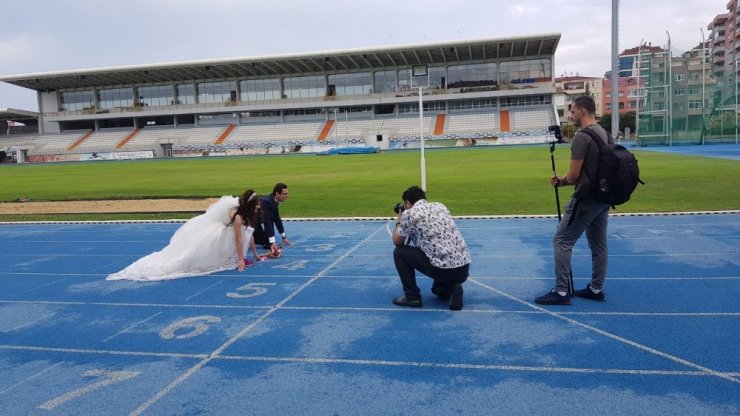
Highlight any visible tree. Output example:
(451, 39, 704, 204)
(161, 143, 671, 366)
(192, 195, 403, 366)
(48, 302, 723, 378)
(621, 112, 636, 134)
(707, 111, 737, 135)
(598, 113, 612, 133)
(598, 112, 637, 137)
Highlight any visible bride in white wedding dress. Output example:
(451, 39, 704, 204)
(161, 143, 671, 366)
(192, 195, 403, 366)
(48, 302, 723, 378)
(107, 189, 263, 281)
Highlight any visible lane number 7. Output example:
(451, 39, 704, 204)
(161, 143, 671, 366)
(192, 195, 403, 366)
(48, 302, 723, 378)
(38, 369, 140, 410)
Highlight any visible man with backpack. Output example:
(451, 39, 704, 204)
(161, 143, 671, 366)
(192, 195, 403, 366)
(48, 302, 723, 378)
(535, 96, 611, 305)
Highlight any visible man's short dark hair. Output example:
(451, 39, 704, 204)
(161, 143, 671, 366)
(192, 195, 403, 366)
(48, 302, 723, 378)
(402, 186, 426, 204)
(272, 183, 287, 196)
(572, 96, 596, 116)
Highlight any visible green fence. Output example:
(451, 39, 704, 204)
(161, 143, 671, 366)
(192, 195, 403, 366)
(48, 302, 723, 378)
(636, 47, 740, 146)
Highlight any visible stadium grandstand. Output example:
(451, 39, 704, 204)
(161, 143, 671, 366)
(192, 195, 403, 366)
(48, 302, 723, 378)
(0, 34, 560, 163)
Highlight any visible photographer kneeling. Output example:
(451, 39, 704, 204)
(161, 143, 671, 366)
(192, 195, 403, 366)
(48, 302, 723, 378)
(391, 186, 471, 311)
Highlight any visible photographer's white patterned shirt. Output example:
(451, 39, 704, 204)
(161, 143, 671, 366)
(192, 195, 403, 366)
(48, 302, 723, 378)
(397, 199, 471, 269)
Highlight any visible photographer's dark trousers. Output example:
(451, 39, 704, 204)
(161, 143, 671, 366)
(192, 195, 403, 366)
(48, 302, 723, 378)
(393, 245, 469, 299)
(553, 196, 610, 293)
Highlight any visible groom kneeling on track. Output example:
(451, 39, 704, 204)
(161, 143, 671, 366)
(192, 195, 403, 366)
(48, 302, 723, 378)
(391, 186, 471, 311)
(253, 182, 292, 257)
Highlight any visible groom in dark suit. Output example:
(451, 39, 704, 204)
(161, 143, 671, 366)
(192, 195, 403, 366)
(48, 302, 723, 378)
(253, 183, 292, 251)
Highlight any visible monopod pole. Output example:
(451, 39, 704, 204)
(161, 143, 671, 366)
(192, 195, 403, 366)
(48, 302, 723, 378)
(549, 142, 562, 222)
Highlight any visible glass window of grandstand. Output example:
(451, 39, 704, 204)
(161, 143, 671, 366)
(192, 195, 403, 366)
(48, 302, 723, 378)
(240, 78, 280, 101)
(240, 110, 281, 120)
(427, 66, 445, 88)
(398, 66, 446, 90)
(284, 75, 325, 99)
(500, 95, 551, 108)
(499, 59, 551, 85)
(176, 84, 195, 105)
(136, 85, 174, 107)
(374, 70, 396, 93)
(197, 80, 237, 104)
(98, 87, 134, 109)
(284, 108, 323, 118)
(448, 98, 497, 111)
(398, 69, 412, 91)
(328, 72, 371, 96)
(60, 90, 96, 111)
(447, 63, 497, 89)
(399, 101, 446, 114)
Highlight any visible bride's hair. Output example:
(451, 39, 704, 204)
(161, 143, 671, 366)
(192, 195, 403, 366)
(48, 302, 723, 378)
(231, 189, 260, 227)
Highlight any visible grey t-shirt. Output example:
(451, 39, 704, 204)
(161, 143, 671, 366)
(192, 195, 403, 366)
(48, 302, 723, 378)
(570, 124, 611, 193)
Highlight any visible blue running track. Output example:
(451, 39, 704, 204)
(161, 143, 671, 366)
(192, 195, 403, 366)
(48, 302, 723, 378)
(0, 214, 738, 415)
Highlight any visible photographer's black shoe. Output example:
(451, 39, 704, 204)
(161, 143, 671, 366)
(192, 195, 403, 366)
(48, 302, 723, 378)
(534, 290, 571, 305)
(431, 284, 452, 300)
(392, 295, 422, 308)
(573, 284, 606, 301)
(449, 283, 463, 311)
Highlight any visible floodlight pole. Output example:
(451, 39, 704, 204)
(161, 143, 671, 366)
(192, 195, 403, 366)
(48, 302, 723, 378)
(419, 85, 426, 191)
(700, 28, 706, 145)
(667, 31, 673, 146)
(412, 64, 429, 192)
(636, 39, 644, 143)
(611, 0, 619, 141)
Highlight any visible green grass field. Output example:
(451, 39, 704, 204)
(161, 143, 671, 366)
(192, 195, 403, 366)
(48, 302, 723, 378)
(1, 145, 738, 220)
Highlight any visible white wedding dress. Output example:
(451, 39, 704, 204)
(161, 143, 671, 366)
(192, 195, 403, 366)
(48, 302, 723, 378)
(107, 196, 254, 281)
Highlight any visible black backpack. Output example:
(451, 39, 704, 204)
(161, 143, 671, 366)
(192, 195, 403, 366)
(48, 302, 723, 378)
(581, 128, 644, 207)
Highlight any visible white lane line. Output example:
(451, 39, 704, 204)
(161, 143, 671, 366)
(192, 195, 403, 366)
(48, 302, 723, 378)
(103, 312, 163, 343)
(129, 223, 388, 416)
(0, 299, 269, 310)
(101, 280, 139, 295)
(0, 299, 736, 317)
(215, 354, 720, 378)
(0, 361, 64, 396)
(278, 306, 740, 317)
(470, 253, 740, 258)
(0, 344, 206, 359)
(473, 276, 740, 280)
(7, 312, 56, 332)
(1, 344, 733, 381)
(0, 272, 317, 278)
(184, 280, 224, 301)
(12, 278, 68, 295)
(469, 278, 740, 384)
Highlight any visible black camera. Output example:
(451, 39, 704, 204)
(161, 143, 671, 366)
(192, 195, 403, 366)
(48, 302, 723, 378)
(548, 124, 564, 143)
(394, 202, 405, 214)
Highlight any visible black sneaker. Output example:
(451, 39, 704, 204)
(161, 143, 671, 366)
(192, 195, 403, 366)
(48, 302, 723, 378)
(431, 284, 452, 300)
(449, 283, 463, 311)
(392, 295, 422, 308)
(573, 284, 606, 301)
(534, 290, 571, 305)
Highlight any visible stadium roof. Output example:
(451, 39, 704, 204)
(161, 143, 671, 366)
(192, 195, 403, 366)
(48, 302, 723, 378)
(0, 34, 560, 92)
(0, 108, 39, 126)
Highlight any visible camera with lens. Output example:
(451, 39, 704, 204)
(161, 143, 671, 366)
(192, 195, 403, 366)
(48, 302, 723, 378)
(548, 124, 564, 143)
(393, 202, 405, 214)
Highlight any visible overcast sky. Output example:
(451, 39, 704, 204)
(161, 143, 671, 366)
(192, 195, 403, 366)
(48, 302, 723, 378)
(0, 0, 727, 111)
